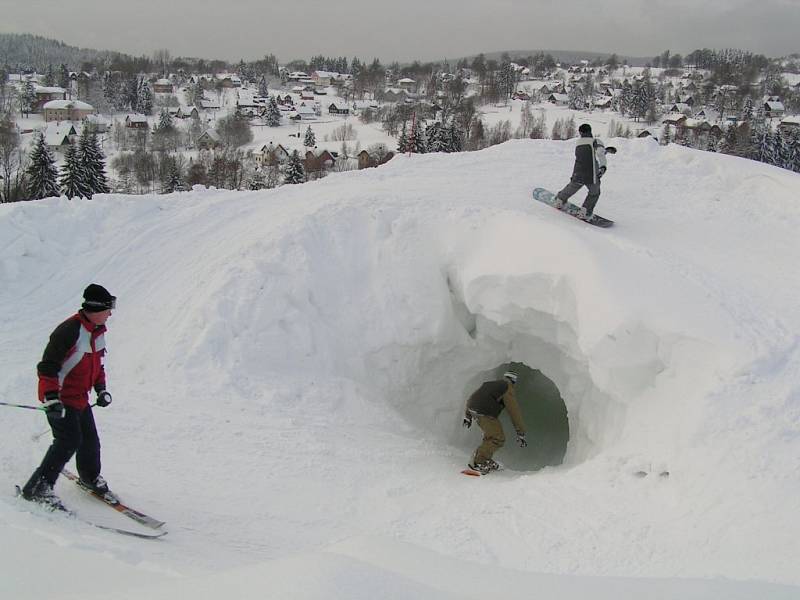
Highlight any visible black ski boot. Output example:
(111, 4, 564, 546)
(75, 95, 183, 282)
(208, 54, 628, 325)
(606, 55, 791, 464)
(20, 478, 67, 512)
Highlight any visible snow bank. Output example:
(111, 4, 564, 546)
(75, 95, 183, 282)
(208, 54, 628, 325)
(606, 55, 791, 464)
(1, 138, 799, 596)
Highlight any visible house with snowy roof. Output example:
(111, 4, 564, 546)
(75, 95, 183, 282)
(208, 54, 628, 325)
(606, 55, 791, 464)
(764, 101, 785, 118)
(778, 116, 800, 133)
(153, 79, 174, 93)
(694, 107, 720, 122)
(255, 143, 290, 165)
(397, 78, 416, 91)
(197, 129, 222, 150)
(303, 148, 336, 173)
(125, 114, 149, 129)
(44, 123, 78, 151)
(328, 102, 350, 115)
(547, 93, 569, 105)
(33, 86, 66, 112)
(668, 103, 692, 115)
(290, 104, 317, 120)
(43, 99, 94, 122)
(662, 113, 688, 127)
(311, 71, 338, 87)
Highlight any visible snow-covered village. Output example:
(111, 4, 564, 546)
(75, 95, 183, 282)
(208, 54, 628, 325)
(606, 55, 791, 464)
(1, 37, 799, 200)
(1, 7, 800, 600)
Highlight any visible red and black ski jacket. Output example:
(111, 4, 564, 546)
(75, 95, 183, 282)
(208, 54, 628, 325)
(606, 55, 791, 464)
(37, 311, 107, 409)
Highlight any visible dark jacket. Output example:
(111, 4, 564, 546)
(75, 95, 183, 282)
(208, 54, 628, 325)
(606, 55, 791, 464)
(571, 136, 608, 185)
(37, 311, 107, 409)
(466, 380, 526, 434)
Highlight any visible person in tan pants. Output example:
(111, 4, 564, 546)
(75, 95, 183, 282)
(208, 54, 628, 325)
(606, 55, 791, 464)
(463, 371, 527, 473)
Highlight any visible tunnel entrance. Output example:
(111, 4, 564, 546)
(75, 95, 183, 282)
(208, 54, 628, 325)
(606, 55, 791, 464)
(491, 361, 569, 471)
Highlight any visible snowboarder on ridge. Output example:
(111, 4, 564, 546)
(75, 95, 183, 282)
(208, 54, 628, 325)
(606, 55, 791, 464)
(554, 123, 609, 221)
(21, 284, 117, 510)
(463, 371, 527, 474)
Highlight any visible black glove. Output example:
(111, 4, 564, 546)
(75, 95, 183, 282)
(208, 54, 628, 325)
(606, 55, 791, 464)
(462, 414, 472, 429)
(96, 390, 113, 407)
(516, 432, 528, 448)
(42, 392, 65, 419)
(599, 166, 607, 178)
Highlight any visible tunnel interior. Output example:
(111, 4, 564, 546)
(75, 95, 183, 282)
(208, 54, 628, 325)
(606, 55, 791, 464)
(489, 361, 570, 471)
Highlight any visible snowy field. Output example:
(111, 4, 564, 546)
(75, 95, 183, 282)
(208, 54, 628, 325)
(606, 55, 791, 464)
(1, 136, 800, 599)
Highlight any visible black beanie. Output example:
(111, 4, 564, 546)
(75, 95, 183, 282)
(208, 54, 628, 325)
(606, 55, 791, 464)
(82, 283, 116, 312)
(579, 123, 592, 136)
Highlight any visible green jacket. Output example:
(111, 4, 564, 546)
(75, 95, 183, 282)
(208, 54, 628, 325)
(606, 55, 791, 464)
(465, 380, 526, 434)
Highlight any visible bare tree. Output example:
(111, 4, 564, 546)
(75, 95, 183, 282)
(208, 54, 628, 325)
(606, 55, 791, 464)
(153, 49, 172, 77)
(0, 116, 26, 202)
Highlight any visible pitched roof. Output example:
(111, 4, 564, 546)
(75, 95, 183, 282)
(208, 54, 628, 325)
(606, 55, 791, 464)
(43, 99, 93, 110)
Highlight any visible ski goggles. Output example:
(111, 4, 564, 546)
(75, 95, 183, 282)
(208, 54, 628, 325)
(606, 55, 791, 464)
(83, 296, 117, 311)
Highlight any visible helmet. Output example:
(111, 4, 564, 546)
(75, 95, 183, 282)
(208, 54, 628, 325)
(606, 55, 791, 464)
(503, 371, 518, 384)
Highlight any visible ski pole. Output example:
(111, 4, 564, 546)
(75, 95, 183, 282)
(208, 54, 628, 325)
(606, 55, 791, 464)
(0, 401, 45, 411)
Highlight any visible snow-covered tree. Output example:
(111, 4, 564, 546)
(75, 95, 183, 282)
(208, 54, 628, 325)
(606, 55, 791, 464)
(59, 143, 91, 199)
(25, 133, 60, 199)
(20, 80, 36, 117)
(258, 76, 269, 98)
(408, 118, 427, 154)
(303, 125, 316, 148)
(137, 80, 154, 115)
(249, 169, 266, 190)
(284, 150, 306, 184)
(425, 121, 449, 152)
(264, 96, 281, 127)
(568, 86, 586, 110)
(158, 108, 174, 131)
(78, 128, 111, 196)
(396, 121, 409, 153)
(161, 155, 184, 193)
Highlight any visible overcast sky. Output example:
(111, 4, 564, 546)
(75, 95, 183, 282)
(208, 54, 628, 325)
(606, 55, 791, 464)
(1, 0, 797, 63)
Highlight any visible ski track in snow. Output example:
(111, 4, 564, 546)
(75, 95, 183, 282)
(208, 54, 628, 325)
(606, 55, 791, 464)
(1, 138, 800, 599)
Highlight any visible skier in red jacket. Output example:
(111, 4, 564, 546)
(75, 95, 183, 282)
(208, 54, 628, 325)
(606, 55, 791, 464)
(21, 284, 116, 510)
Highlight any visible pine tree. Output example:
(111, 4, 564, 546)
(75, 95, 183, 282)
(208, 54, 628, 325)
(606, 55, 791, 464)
(59, 143, 91, 199)
(78, 128, 111, 196)
(568, 86, 585, 110)
(162, 155, 184, 193)
(661, 124, 671, 146)
(158, 108, 174, 131)
(138, 79, 154, 115)
(409, 118, 427, 154)
(21, 80, 36, 116)
(397, 121, 409, 153)
(258, 75, 269, 98)
(425, 121, 448, 152)
(303, 125, 316, 148)
(25, 133, 60, 199)
(284, 150, 306, 184)
(447, 122, 463, 152)
(249, 169, 266, 190)
(264, 96, 281, 126)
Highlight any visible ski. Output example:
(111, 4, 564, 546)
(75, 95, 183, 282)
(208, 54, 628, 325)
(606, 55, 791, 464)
(15, 486, 167, 540)
(61, 469, 166, 530)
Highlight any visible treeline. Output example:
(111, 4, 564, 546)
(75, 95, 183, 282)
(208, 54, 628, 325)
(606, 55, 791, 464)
(665, 110, 800, 174)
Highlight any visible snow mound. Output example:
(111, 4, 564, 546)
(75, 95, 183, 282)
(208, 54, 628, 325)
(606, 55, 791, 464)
(1, 138, 799, 596)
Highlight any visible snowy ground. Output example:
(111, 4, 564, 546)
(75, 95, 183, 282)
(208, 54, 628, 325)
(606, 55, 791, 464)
(1, 137, 799, 599)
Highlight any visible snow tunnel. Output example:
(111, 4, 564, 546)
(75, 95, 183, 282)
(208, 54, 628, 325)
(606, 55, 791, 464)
(470, 362, 569, 471)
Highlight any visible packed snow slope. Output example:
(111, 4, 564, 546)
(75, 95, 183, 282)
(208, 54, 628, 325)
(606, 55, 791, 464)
(1, 138, 800, 599)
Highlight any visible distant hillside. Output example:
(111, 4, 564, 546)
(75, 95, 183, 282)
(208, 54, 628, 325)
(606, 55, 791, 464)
(0, 32, 125, 70)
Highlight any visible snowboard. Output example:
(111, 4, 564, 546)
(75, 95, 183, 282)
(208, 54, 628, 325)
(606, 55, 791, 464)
(532, 187, 614, 228)
(460, 464, 504, 477)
